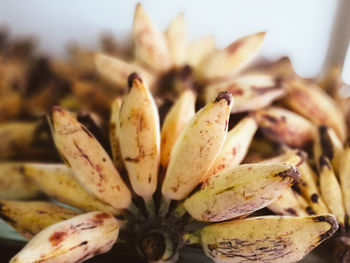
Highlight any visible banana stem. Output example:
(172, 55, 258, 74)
(144, 198, 155, 217)
(158, 198, 171, 217)
(172, 202, 187, 219)
(182, 230, 201, 246)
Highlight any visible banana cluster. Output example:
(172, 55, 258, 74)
(0, 3, 347, 263)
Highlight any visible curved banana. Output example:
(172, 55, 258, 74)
(254, 107, 316, 148)
(0, 200, 79, 240)
(187, 36, 215, 68)
(133, 3, 171, 72)
(160, 89, 196, 168)
(24, 163, 122, 215)
(203, 117, 257, 179)
(10, 211, 119, 263)
(261, 148, 306, 167)
(0, 162, 41, 200)
(205, 73, 286, 113)
(50, 106, 131, 209)
(119, 73, 160, 201)
(201, 214, 338, 263)
(184, 163, 299, 222)
(339, 144, 350, 217)
(166, 13, 187, 68)
(162, 91, 233, 201)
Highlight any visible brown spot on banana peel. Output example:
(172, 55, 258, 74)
(214, 91, 232, 104)
(128, 72, 143, 89)
(313, 215, 339, 242)
(285, 208, 297, 216)
(49, 231, 68, 246)
(311, 193, 319, 203)
(319, 125, 334, 160)
(274, 166, 300, 183)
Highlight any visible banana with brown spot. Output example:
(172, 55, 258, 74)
(187, 36, 215, 68)
(10, 211, 119, 263)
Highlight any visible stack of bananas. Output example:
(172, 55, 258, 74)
(0, 3, 349, 263)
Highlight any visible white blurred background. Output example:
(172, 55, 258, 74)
(0, 0, 349, 82)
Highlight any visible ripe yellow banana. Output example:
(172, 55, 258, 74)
(205, 73, 286, 113)
(198, 32, 265, 81)
(200, 214, 338, 263)
(160, 89, 196, 168)
(284, 79, 347, 142)
(162, 91, 233, 201)
(165, 13, 187, 68)
(339, 144, 350, 217)
(133, 3, 171, 72)
(260, 148, 306, 167)
(184, 163, 299, 222)
(187, 36, 215, 68)
(254, 106, 316, 147)
(0, 162, 41, 200)
(23, 163, 122, 216)
(119, 73, 160, 201)
(0, 200, 79, 240)
(204, 117, 257, 179)
(318, 156, 346, 227)
(50, 106, 131, 209)
(10, 211, 119, 263)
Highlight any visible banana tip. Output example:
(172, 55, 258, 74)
(128, 72, 143, 89)
(313, 215, 339, 242)
(275, 166, 300, 183)
(214, 91, 232, 104)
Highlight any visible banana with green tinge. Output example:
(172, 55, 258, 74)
(50, 106, 131, 209)
(0, 162, 41, 200)
(186, 36, 215, 68)
(0, 200, 79, 240)
(119, 73, 160, 201)
(198, 32, 265, 81)
(200, 214, 338, 263)
(205, 73, 286, 113)
(162, 91, 233, 201)
(160, 89, 196, 168)
(10, 211, 119, 263)
(339, 144, 350, 217)
(184, 163, 299, 222)
(24, 163, 122, 215)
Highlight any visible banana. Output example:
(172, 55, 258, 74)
(10, 211, 119, 263)
(109, 98, 125, 173)
(318, 156, 346, 227)
(268, 188, 309, 216)
(203, 117, 257, 179)
(198, 32, 265, 81)
(160, 89, 196, 168)
(253, 107, 316, 148)
(184, 163, 299, 222)
(261, 148, 306, 167)
(50, 106, 131, 209)
(0, 162, 41, 200)
(119, 73, 160, 201)
(133, 3, 171, 72)
(200, 214, 338, 263)
(23, 163, 122, 215)
(313, 125, 343, 173)
(166, 13, 187, 68)
(339, 144, 350, 216)
(284, 79, 347, 142)
(94, 53, 155, 89)
(0, 200, 79, 240)
(162, 91, 233, 201)
(205, 73, 286, 113)
(187, 36, 215, 68)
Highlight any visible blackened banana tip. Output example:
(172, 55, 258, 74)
(215, 91, 232, 104)
(319, 155, 331, 169)
(128, 72, 143, 89)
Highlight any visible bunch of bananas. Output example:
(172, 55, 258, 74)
(0, 3, 349, 263)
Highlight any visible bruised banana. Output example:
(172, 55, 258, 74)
(160, 89, 196, 168)
(203, 116, 257, 179)
(23, 163, 122, 215)
(254, 106, 316, 148)
(186, 35, 215, 68)
(0, 162, 41, 200)
(119, 73, 160, 201)
(10, 211, 119, 263)
(162, 91, 233, 201)
(133, 3, 171, 72)
(0, 200, 79, 240)
(198, 32, 265, 81)
(205, 73, 286, 113)
(184, 163, 299, 222)
(339, 144, 350, 217)
(50, 106, 131, 209)
(200, 215, 338, 263)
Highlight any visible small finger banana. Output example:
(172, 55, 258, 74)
(10, 211, 119, 263)
(0, 200, 79, 240)
(187, 36, 215, 68)
(338, 144, 350, 217)
(160, 89, 196, 168)
(200, 214, 338, 263)
(24, 163, 122, 215)
(119, 73, 160, 201)
(198, 32, 265, 81)
(184, 163, 299, 222)
(50, 106, 131, 209)
(162, 91, 233, 201)
(260, 148, 306, 167)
